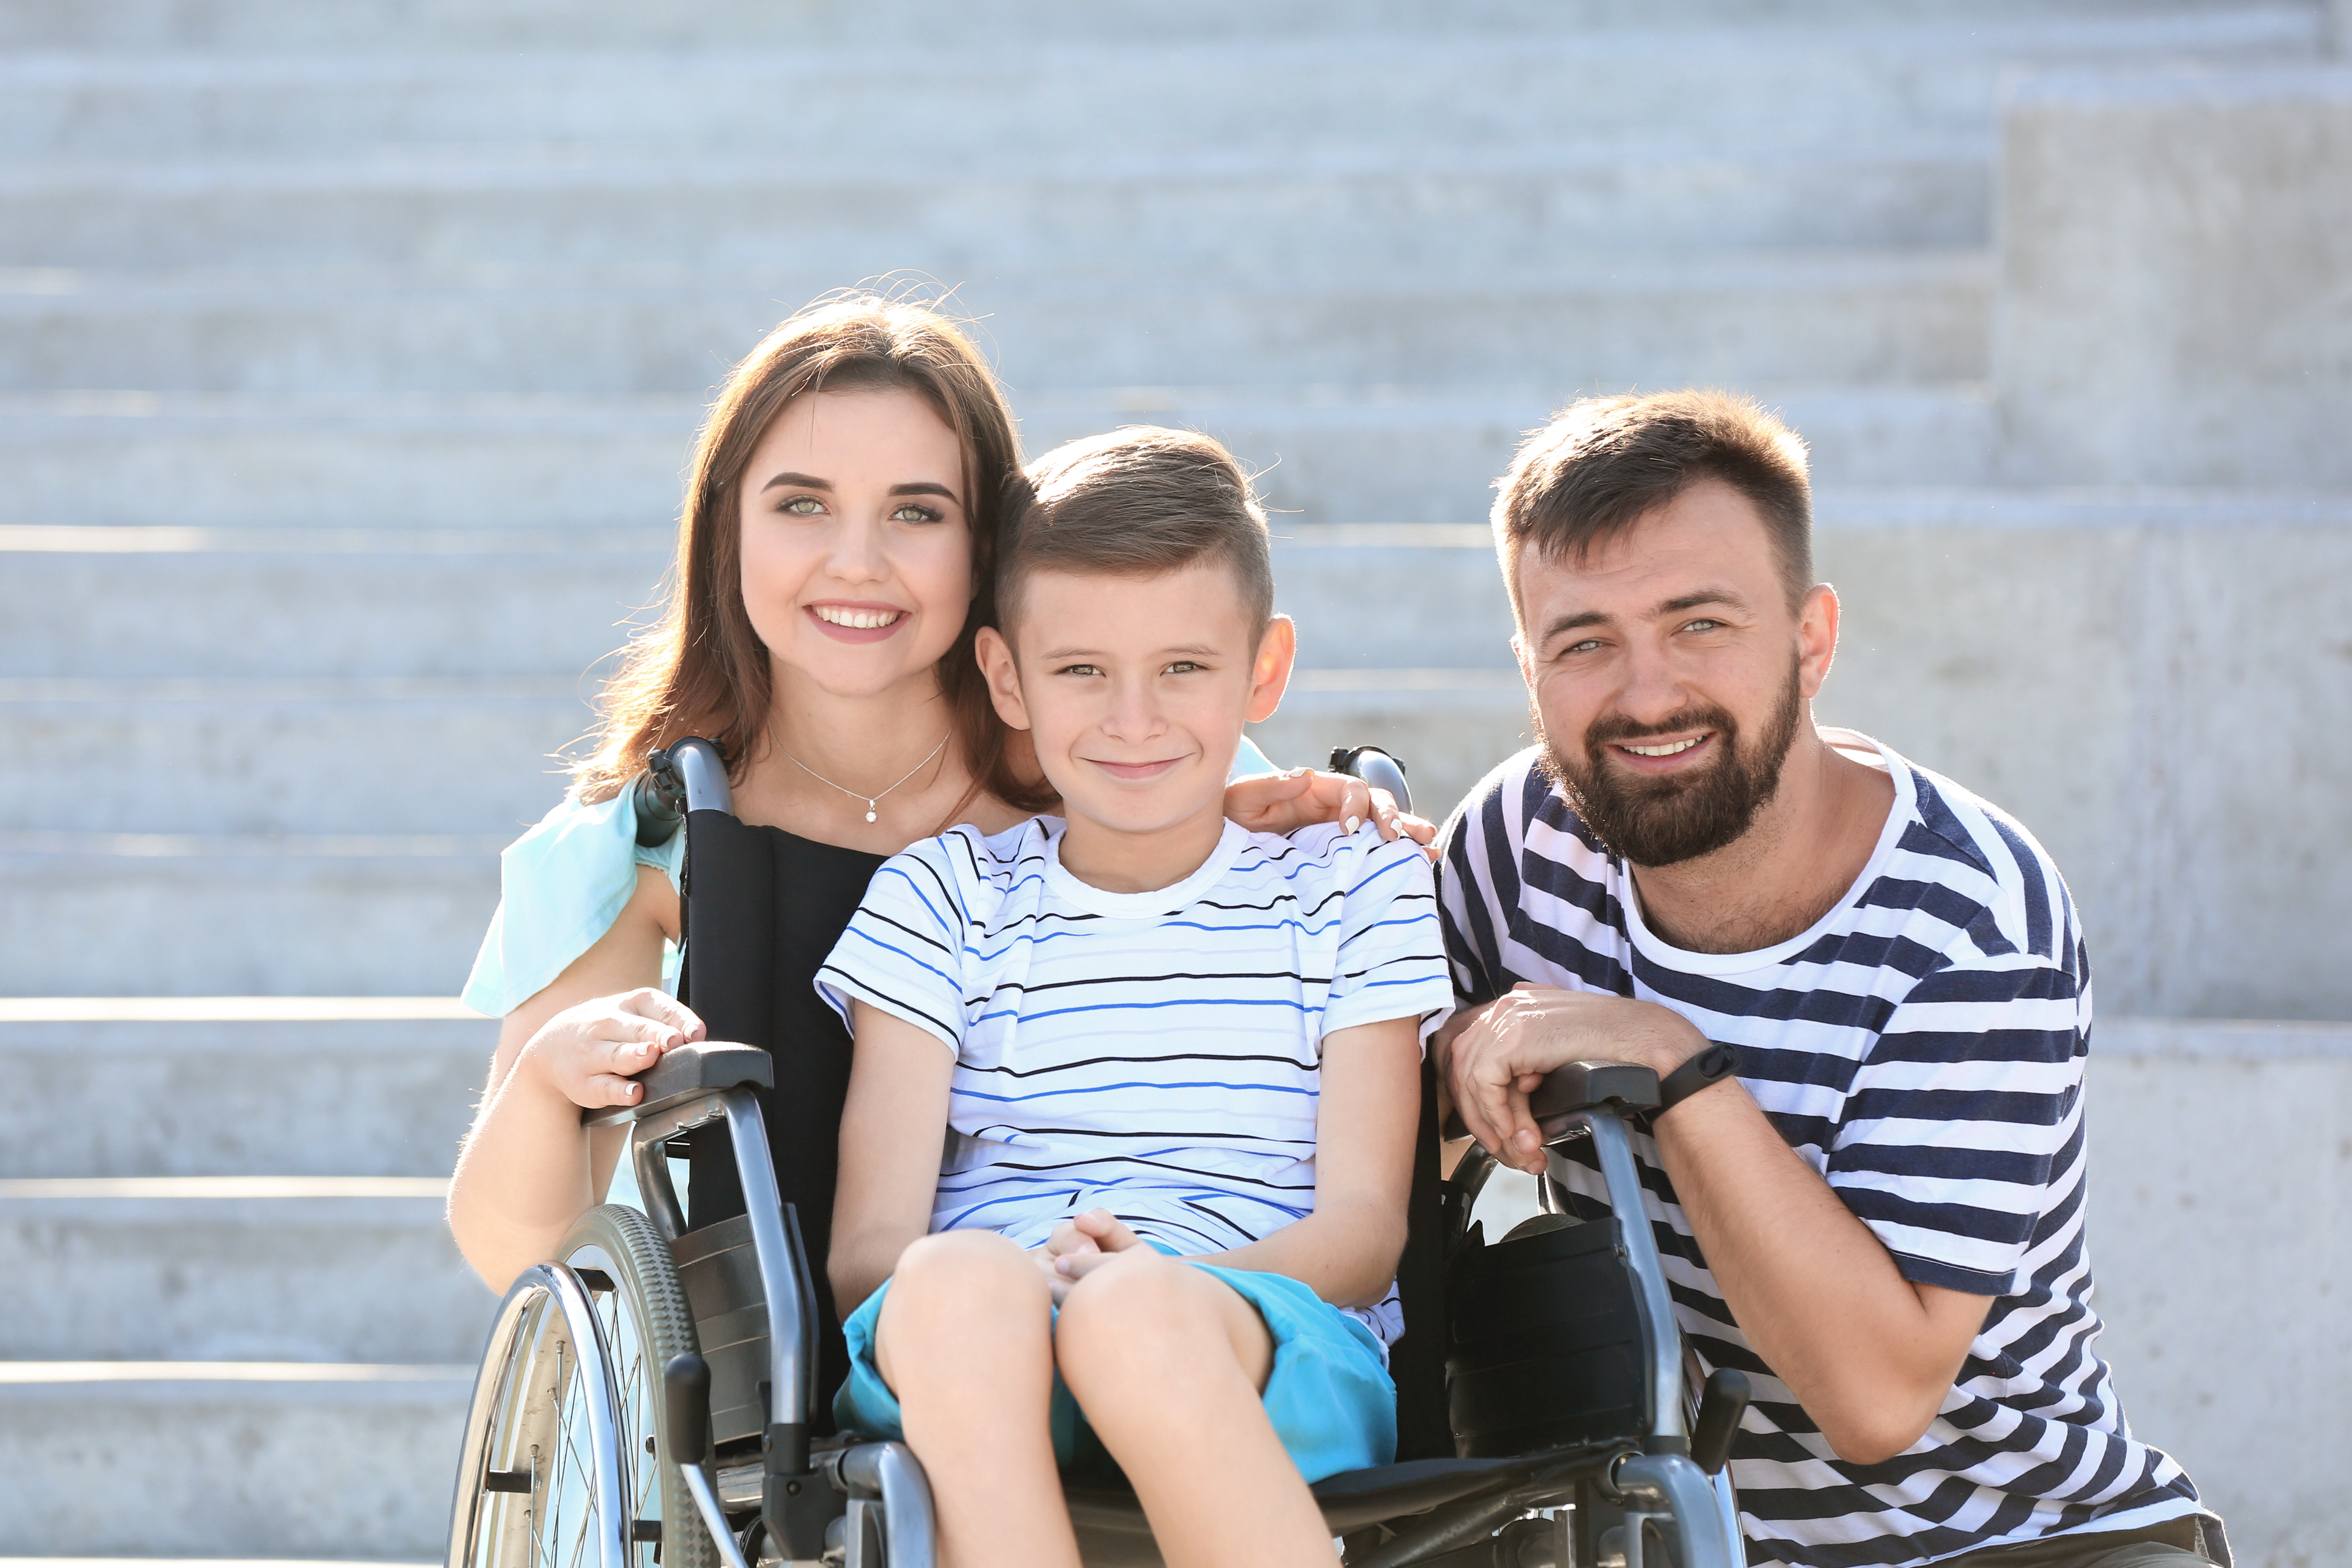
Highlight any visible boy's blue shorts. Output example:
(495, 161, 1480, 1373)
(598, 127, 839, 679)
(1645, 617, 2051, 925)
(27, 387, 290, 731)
(832, 1259, 1396, 1485)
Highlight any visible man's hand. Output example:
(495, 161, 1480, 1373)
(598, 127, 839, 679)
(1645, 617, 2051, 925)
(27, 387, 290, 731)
(1442, 985, 1711, 1171)
(519, 987, 704, 1111)
(1035, 1209, 1148, 1303)
(1223, 767, 1437, 857)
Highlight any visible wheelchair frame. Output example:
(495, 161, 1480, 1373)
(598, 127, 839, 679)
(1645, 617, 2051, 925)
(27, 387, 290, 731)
(447, 738, 1748, 1568)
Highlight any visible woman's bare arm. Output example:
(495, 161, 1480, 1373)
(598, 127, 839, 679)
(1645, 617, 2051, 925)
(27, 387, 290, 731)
(446, 865, 699, 1290)
(829, 1001, 959, 1313)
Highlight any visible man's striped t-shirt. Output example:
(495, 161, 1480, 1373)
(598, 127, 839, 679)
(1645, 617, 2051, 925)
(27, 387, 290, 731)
(816, 815, 1453, 1344)
(1436, 733, 2212, 1568)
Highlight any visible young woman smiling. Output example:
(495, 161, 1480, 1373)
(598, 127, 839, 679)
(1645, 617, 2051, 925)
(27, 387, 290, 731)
(445, 295, 1416, 1320)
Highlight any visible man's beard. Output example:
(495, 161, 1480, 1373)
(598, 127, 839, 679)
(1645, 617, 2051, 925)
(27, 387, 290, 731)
(1536, 660, 1804, 868)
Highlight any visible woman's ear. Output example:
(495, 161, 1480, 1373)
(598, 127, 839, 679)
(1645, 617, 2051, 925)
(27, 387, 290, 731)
(1244, 614, 1298, 725)
(974, 625, 1032, 731)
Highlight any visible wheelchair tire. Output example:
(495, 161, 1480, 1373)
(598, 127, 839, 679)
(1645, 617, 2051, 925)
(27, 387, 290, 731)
(448, 1204, 721, 1568)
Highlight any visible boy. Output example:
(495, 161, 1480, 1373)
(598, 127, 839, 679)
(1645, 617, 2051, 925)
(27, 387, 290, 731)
(817, 427, 1451, 1568)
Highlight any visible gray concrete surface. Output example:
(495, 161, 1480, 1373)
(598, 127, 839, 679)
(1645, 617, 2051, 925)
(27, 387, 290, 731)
(1997, 66, 2352, 485)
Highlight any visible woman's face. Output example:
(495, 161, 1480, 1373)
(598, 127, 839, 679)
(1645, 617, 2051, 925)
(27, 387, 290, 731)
(737, 387, 976, 700)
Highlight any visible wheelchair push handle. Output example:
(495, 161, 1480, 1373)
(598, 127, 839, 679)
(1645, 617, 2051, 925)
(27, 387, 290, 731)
(1330, 744, 1412, 817)
(634, 736, 733, 847)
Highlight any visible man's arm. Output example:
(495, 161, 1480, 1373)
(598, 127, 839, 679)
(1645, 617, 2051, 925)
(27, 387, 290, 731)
(1440, 987, 1989, 1464)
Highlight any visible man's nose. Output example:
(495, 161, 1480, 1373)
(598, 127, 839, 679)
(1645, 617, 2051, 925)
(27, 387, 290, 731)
(1613, 642, 1691, 724)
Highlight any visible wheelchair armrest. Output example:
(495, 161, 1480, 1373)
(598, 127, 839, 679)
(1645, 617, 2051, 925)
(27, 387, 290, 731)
(1530, 1059, 1660, 1136)
(582, 1041, 774, 1127)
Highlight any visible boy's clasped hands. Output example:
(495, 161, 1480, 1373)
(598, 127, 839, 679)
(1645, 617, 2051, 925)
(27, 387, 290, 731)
(1034, 1207, 1152, 1303)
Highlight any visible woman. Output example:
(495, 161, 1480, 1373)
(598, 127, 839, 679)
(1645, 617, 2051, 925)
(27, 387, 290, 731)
(445, 294, 1420, 1342)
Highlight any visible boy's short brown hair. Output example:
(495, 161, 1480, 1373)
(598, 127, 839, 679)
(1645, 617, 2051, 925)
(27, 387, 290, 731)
(1493, 390, 1815, 612)
(997, 425, 1275, 640)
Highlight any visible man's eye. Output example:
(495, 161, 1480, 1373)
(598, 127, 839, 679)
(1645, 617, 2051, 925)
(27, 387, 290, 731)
(1682, 618, 1724, 634)
(892, 503, 943, 524)
(1560, 638, 1603, 657)
(779, 495, 824, 516)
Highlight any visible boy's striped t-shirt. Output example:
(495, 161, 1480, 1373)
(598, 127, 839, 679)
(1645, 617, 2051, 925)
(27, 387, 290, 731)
(1436, 734, 2212, 1568)
(816, 816, 1453, 1344)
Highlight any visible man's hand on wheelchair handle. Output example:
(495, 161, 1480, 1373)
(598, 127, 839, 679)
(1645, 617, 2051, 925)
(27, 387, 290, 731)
(1440, 985, 1714, 1172)
(1222, 767, 1438, 858)
(522, 987, 706, 1110)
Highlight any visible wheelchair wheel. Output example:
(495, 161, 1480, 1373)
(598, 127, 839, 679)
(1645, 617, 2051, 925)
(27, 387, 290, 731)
(449, 1204, 720, 1568)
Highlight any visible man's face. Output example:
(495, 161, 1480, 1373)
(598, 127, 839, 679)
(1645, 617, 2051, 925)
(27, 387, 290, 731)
(1511, 480, 1832, 868)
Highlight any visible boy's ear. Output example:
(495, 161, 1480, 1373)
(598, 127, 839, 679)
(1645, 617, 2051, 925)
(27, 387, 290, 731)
(1244, 614, 1297, 725)
(974, 625, 1032, 732)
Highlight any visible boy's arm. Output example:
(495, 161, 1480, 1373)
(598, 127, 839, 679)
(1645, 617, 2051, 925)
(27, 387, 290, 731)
(1190, 1015, 1423, 1307)
(828, 1001, 957, 1314)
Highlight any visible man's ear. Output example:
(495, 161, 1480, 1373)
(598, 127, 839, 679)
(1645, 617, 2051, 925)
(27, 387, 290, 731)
(1244, 614, 1298, 725)
(974, 625, 1032, 731)
(1796, 582, 1839, 700)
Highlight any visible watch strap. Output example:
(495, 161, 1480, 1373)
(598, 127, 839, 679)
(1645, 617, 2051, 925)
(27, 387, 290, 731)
(1656, 1040, 1739, 1115)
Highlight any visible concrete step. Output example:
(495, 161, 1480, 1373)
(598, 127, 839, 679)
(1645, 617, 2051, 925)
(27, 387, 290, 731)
(0, 678, 599, 835)
(0, 836, 499, 995)
(0, 254, 1992, 397)
(0, 1178, 497, 1362)
(0, 146, 1995, 273)
(0, 0, 2316, 54)
(0, 383, 2001, 532)
(0, 1001, 491, 1177)
(0, 1363, 470, 1556)
(0, 527, 670, 678)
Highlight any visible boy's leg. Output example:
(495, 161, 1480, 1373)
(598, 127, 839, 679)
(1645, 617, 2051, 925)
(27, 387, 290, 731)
(874, 1230, 1080, 1568)
(1054, 1254, 1337, 1568)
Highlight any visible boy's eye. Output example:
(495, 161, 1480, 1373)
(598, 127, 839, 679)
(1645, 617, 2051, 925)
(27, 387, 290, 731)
(1057, 663, 1102, 678)
(1163, 660, 1205, 675)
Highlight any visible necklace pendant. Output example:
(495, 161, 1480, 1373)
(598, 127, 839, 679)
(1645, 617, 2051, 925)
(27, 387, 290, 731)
(864, 807, 878, 823)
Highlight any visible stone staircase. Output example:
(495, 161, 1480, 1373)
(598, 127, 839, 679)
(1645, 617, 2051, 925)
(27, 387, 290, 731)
(2, 1, 2342, 1561)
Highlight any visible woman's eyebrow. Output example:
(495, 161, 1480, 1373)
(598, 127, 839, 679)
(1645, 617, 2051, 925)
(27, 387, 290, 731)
(759, 471, 830, 493)
(888, 481, 961, 503)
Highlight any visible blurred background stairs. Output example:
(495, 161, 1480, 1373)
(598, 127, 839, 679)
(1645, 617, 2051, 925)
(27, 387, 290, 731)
(2, 2, 2345, 1562)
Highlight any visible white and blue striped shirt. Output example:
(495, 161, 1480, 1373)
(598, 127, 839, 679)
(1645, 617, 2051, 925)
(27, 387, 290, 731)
(1437, 734, 2212, 1568)
(817, 815, 1454, 1343)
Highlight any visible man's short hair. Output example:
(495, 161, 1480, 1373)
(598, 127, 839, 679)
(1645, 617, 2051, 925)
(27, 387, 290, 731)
(1492, 391, 1814, 612)
(998, 425, 1275, 640)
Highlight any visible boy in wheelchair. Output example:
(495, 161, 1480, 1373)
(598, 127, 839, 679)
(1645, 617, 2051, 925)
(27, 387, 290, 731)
(814, 425, 1453, 1568)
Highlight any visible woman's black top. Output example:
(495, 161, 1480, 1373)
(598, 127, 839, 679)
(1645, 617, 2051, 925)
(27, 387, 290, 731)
(675, 811, 886, 1431)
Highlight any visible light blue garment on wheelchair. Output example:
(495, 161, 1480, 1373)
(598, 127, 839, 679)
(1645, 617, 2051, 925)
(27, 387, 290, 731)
(834, 1258, 1396, 1485)
(458, 736, 1282, 1018)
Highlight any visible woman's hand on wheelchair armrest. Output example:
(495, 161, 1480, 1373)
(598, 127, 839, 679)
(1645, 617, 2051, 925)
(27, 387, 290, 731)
(522, 987, 707, 1111)
(1223, 767, 1438, 858)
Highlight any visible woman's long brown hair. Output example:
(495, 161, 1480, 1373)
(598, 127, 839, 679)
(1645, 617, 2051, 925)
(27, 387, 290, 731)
(573, 294, 1055, 817)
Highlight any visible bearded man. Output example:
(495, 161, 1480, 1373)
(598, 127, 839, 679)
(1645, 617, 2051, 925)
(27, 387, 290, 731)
(1431, 392, 2226, 1568)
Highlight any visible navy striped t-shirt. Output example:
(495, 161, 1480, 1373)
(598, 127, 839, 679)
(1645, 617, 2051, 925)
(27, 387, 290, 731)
(1436, 734, 2212, 1568)
(816, 815, 1454, 1344)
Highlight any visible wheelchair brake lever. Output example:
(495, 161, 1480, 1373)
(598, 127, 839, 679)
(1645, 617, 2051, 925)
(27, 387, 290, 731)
(667, 1353, 753, 1568)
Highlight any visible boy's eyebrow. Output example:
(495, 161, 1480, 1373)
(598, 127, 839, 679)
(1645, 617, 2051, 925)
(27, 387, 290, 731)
(1036, 642, 1226, 660)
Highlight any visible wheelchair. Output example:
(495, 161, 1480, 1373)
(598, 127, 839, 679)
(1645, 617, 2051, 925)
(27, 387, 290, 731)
(447, 739, 1752, 1568)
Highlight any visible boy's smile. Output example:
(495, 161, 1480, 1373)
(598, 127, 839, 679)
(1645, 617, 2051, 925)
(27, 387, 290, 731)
(977, 561, 1295, 893)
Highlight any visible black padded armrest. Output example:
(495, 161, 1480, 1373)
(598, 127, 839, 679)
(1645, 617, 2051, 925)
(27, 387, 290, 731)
(1530, 1059, 1660, 1135)
(580, 1041, 773, 1125)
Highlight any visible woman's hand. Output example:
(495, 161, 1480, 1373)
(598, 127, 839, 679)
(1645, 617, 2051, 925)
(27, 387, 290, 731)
(520, 987, 705, 1111)
(1223, 767, 1437, 856)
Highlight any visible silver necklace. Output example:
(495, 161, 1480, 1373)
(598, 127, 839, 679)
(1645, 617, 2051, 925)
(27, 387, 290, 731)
(783, 733, 950, 823)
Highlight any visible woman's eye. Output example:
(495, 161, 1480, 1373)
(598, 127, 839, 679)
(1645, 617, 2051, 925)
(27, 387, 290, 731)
(891, 503, 943, 524)
(779, 496, 824, 517)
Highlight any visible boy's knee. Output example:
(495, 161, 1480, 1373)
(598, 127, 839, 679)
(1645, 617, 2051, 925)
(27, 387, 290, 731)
(889, 1229, 1046, 1320)
(1056, 1253, 1213, 1364)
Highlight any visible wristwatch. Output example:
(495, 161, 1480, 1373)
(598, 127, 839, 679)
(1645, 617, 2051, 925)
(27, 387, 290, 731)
(1655, 1040, 1739, 1116)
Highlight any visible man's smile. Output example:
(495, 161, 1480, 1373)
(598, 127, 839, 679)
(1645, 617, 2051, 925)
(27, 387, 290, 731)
(1607, 731, 1716, 770)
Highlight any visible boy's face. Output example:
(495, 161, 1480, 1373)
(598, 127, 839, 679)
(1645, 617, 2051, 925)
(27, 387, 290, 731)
(977, 561, 1295, 840)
